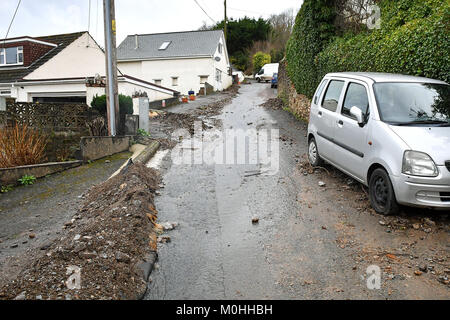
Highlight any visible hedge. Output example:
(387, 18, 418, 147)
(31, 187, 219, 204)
(286, 0, 450, 99)
(285, 0, 336, 98)
(90, 94, 133, 115)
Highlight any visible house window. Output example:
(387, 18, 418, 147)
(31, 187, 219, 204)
(215, 69, 222, 82)
(159, 41, 171, 50)
(0, 46, 23, 66)
(154, 79, 162, 86)
(218, 43, 222, 54)
(172, 77, 178, 86)
(200, 76, 208, 84)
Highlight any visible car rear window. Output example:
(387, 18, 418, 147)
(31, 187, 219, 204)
(322, 80, 345, 112)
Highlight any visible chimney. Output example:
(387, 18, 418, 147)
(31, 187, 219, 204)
(135, 34, 139, 50)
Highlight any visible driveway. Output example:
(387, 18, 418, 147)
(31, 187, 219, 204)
(145, 82, 450, 300)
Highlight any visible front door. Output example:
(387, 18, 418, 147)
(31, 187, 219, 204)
(333, 81, 370, 181)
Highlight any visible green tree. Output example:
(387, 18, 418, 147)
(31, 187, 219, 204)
(209, 17, 272, 71)
(252, 52, 272, 73)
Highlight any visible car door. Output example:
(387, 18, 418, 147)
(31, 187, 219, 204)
(315, 79, 346, 160)
(333, 81, 371, 181)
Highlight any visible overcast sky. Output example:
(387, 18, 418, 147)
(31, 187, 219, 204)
(1, 0, 302, 46)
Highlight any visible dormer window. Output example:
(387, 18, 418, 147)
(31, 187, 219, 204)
(159, 41, 171, 50)
(0, 46, 23, 66)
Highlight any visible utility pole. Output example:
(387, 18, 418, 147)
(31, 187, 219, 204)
(224, 0, 227, 40)
(103, 0, 119, 136)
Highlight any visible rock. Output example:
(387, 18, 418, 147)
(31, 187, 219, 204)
(105, 160, 111, 163)
(64, 221, 73, 227)
(119, 183, 127, 190)
(321, 226, 327, 230)
(161, 222, 178, 231)
(418, 264, 428, 272)
(73, 243, 87, 253)
(423, 228, 432, 233)
(10, 244, 18, 248)
(73, 234, 81, 241)
(115, 251, 131, 263)
(318, 181, 326, 187)
(424, 218, 435, 226)
(157, 236, 171, 243)
(379, 220, 386, 226)
(438, 276, 449, 285)
(40, 243, 51, 250)
(22, 240, 28, 244)
(14, 291, 26, 300)
(412, 223, 420, 230)
(29, 233, 36, 239)
(79, 251, 97, 259)
(36, 295, 42, 300)
(414, 270, 423, 276)
(251, 216, 259, 224)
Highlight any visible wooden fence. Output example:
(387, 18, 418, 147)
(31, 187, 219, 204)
(2, 102, 99, 133)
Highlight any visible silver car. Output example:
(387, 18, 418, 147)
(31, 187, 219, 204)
(307, 72, 450, 215)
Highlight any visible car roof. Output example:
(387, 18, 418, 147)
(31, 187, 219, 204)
(325, 72, 447, 85)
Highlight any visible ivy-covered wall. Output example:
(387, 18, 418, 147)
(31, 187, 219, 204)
(286, 0, 450, 99)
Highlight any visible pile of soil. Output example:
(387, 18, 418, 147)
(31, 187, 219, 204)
(260, 98, 284, 110)
(154, 112, 209, 135)
(0, 163, 160, 300)
(194, 85, 240, 118)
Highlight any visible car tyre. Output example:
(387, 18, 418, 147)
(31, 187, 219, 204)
(368, 168, 399, 216)
(308, 137, 323, 167)
(257, 78, 261, 83)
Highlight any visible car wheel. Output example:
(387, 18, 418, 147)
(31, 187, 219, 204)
(308, 137, 323, 167)
(257, 78, 261, 83)
(368, 168, 399, 215)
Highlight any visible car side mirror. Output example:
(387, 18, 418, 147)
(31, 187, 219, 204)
(350, 106, 364, 126)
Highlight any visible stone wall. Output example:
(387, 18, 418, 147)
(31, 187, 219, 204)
(80, 136, 131, 162)
(278, 59, 312, 122)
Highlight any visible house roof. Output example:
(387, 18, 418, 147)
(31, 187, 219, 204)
(117, 30, 224, 61)
(0, 31, 85, 84)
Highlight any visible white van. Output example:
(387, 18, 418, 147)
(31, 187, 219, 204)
(255, 63, 279, 82)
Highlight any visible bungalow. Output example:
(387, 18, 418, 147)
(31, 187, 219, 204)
(0, 31, 178, 105)
(117, 30, 233, 96)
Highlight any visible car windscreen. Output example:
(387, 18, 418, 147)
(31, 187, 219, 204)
(373, 82, 450, 126)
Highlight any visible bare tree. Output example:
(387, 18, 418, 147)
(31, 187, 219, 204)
(335, 0, 377, 33)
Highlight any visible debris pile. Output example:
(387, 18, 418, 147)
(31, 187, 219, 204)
(259, 98, 284, 110)
(0, 163, 160, 300)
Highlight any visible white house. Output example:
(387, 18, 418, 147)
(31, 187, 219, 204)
(117, 30, 233, 96)
(0, 31, 178, 105)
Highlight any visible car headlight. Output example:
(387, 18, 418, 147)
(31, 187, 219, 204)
(402, 151, 438, 177)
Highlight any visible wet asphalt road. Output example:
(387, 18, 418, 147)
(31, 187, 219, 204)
(145, 83, 450, 300)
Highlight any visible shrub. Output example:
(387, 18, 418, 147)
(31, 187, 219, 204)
(0, 124, 47, 168)
(18, 175, 36, 186)
(252, 52, 272, 74)
(90, 94, 133, 116)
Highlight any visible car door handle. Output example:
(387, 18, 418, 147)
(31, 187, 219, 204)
(318, 111, 322, 116)
(337, 120, 344, 126)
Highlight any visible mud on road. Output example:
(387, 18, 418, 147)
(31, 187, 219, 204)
(146, 82, 449, 300)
